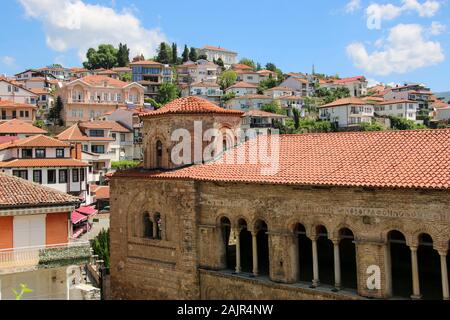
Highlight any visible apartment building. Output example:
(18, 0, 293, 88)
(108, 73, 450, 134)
(384, 84, 433, 112)
(263, 86, 301, 99)
(181, 81, 223, 103)
(236, 70, 262, 85)
(0, 173, 90, 300)
(279, 76, 313, 96)
(0, 101, 37, 123)
(319, 97, 374, 127)
(277, 96, 305, 117)
(0, 119, 47, 138)
(225, 81, 258, 97)
(58, 75, 144, 126)
(374, 100, 419, 122)
(226, 94, 273, 111)
(130, 60, 173, 98)
(38, 66, 70, 81)
(197, 45, 238, 68)
(0, 78, 38, 105)
(176, 60, 220, 85)
(257, 69, 278, 81)
(0, 135, 90, 203)
(241, 109, 287, 130)
(319, 76, 368, 97)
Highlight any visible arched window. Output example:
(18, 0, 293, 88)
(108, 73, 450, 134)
(143, 212, 153, 239)
(156, 140, 163, 168)
(417, 233, 441, 299)
(154, 213, 162, 240)
(388, 230, 411, 298)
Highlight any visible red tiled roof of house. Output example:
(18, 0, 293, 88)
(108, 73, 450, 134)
(376, 99, 416, 105)
(0, 136, 19, 144)
(202, 45, 236, 53)
(232, 94, 272, 100)
(320, 97, 368, 108)
(0, 119, 47, 135)
(257, 70, 276, 75)
(140, 97, 244, 118)
(0, 135, 69, 151)
(232, 64, 254, 70)
(333, 76, 366, 84)
(77, 75, 129, 88)
(129, 60, 163, 66)
(0, 158, 88, 168)
(190, 81, 220, 88)
(244, 110, 287, 118)
(227, 81, 258, 89)
(93, 186, 110, 200)
(0, 173, 79, 207)
(79, 121, 130, 133)
(0, 100, 37, 109)
(113, 129, 450, 190)
(57, 123, 115, 141)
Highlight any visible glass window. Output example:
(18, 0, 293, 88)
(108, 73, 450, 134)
(13, 170, 28, 180)
(48, 170, 56, 184)
(91, 145, 105, 154)
(120, 133, 126, 142)
(33, 170, 42, 184)
(59, 169, 67, 183)
(80, 168, 85, 182)
(22, 149, 33, 159)
(72, 169, 79, 182)
(35, 149, 46, 158)
(56, 149, 65, 158)
(90, 130, 104, 137)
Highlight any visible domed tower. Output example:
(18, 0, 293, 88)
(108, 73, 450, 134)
(140, 96, 244, 170)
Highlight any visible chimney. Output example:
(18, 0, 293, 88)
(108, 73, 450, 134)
(71, 143, 82, 160)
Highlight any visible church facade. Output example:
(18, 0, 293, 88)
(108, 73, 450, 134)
(109, 97, 450, 300)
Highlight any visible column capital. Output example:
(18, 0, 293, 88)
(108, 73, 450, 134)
(410, 246, 418, 252)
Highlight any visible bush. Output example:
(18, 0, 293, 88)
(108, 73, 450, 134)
(90, 229, 110, 268)
(389, 116, 427, 130)
(111, 160, 140, 170)
(359, 122, 385, 131)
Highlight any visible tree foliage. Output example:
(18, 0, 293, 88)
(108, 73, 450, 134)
(144, 97, 162, 109)
(239, 58, 256, 70)
(120, 72, 132, 82)
(189, 47, 198, 62)
(156, 42, 172, 64)
(171, 43, 178, 65)
(359, 122, 385, 131)
(265, 63, 277, 72)
(117, 43, 130, 67)
(218, 70, 237, 89)
(182, 45, 190, 63)
(48, 96, 64, 126)
(315, 87, 351, 104)
(90, 229, 110, 268)
(258, 75, 278, 94)
(261, 102, 283, 115)
(156, 82, 180, 104)
(83, 44, 119, 70)
(389, 116, 427, 130)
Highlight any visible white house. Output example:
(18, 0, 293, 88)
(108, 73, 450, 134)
(181, 81, 223, 103)
(197, 45, 238, 68)
(225, 82, 258, 97)
(374, 100, 419, 122)
(319, 76, 368, 97)
(264, 86, 300, 99)
(176, 60, 221, 85)
(226, 94, 273, 111)
(236, 70, 262, 85)
(319, 97, 374, 128)
(0, 78, 38, 105)
(0, 119, 47, 138)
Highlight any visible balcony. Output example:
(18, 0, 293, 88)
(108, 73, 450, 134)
(0, 241, 91, 274)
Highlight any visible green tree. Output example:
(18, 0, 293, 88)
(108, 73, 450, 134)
(389, 116, 427, 130)
(48, 96, 64, 126)
(218, 70, 237, 90)
(292, 108, 300, 130)
(117, 43, 130, 67)
(359, 122, 385, 131)
(83, 44, 119, 70)
(12, 284, 33, 300)
(221, 92, 236, 103)
(239, 58, 256, 70)
(216, 58, 224, 68)
(198, 54, 208, 60)
(120, 72, 132, 82)
(261, 102, 283, 115)
(171, 43, 178, 64)
(91, 229, 110, 268)
(156, 82, 180, 104)
(182, 45, 190, 63)
(258, 75, 278, 94)
(144, 97, 162, 109)
(256, 63, 262, 71)
(189, 47, 198, 62)
(266, 63, 277, 72)
(34, 120, 45, 129)
(156, 42, 172, 64)
(315, 87, 350, 104)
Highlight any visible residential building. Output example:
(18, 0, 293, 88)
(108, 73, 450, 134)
(319, 97, 374, 127)
(374, 100, 419, 122)
(0, 173, 91, 300)
(241, 109, 287, 130)
(0, 101, 37, 122)
(225, 94, 273, 111)
(130, 60, 173, 98)
(97, 70, 119, 79)
(109, 96, 450, 301)
(225, 81, 258, 97)
(0, 119, 47, 138)
(231, 64, 253, 72)
(279, 76, 313, 96)
(257, 69, 278, 81)
(38, 66, 70, 81)
(57, 75, 144, 125)
(277, 96, 305, 117)
(69, 67, 94, 79)
(197, 45, 238, 68)
(176, 60, 221, 85)
(384, 84, 433, 113)
(29, 88, 54, 119)
(0, 135, 90, 203)
(236, 70, 262, 85)
(263, 86, 300, 99)
(181, 81, 223, 103)
(319, 76, 368, 97)
(0, 78, 38, 104)
(111, 67, 132, 78)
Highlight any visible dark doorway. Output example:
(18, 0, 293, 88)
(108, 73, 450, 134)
(316, 225, 334, 286)
(389, 230, 412, 298)
(339, 228, 357, 290)
(296, 223, 313, 283)
(220, 217, 235, 270)
(239, 219, 253, 274)
(418, 233, 442, 300)
(255, 220, 269, 276)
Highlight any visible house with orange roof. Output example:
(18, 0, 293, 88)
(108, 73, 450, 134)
(257, 69, 278, 82)
(374, 100, 419, 122)
(384, 83, 433, 113)
(225, 94, 274, 111)
(0, 173, 91, 300)
(319, 76, 368, 97)
(57, 75, 144, 125)
(241, 109, 287, 130)
(0, 135, 91, 203)
(176, 59, 221, 85)
(319, 97, 374, 127)
(0, 119, 47, 138)
(0, 78, 38, 105)
(279, 76, 315, 97)
(225, 81, 258, 97)
(181, 81, 223, 103)
(0, 100, 37, 122)
(263, 86, 301, 99)
(197, 45, 238, 68)
(235, 69, 262, 85)
(130, 60, 173, 99)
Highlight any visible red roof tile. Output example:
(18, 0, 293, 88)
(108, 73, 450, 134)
(113, 129, 450, 190)
(227, 81, 258, 89)
(140, 96, 244, 118)
(57, 124, 115, 141)
(0, 158, 88, 168)
(76, 75, 129, 88)
(320, 97, 368, 108)
(0, 119, 47, 134)
(0, 100, 37, 109)
(0, 135, 69, 150)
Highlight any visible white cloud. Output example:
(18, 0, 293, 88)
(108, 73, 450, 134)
(367, 78, 382, 87)
(402, 0, 441, 17)
(346, 0, 361, 13)
(18, 0, 167, 62)
(347, 24, 445, 76)
(430, 21, 446, 35)
(1, 56, 16, 67)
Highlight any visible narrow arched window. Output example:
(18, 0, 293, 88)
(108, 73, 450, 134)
(156, 140, 163, 168)
(154, 213, 162, 240)
(143, 212, 153, 239)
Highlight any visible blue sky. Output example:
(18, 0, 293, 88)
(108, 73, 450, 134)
(1, 0, 449, 91)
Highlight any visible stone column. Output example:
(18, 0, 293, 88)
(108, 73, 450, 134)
(252, 231, 259, 277)
(311, 239, 320, 287)
(333, 240, 341, 291)
(410, 246, 422, 300)
(234, 228, 241, 274)
(439, 251, 449, 300)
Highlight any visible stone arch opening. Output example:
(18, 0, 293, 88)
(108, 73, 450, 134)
(238, 219, 252, 274)
(339, 228, 357, 290)
(156, 140, 163, 169)
(143, 212, 153, 239)
(418, 233, 441, 299)
(154, 213, 162, 240)
(220, 217, 235, 270)
(255, 219, 269, 276)
(295, 223, 313, 283)
(388, 230, 412, 298)
(316, 225, 334, 286)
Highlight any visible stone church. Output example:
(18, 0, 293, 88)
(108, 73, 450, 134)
(110, 96, 450, 300)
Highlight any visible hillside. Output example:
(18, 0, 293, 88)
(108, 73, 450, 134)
(436, 92, 450, 102)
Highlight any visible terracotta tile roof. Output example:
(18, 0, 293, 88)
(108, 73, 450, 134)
(111, 67, 132, 72)
(232, 94, 272, 100)
(190, 81, 220, 88)
(333, 76, 366, 84)
(227, 81, 258, 89)
(320, 97, 368, 108)
(57, 123, 115, 141)
(362, 96, 384, 102)
(140, 97, 244, 118)
(93, 186, 110, 200)
(76, 75, 129, 88)
(0, 135, 69, 151)
(0, 100, 37, 109)
(0, 136, 19, 144)
(264, 86, 297, 92)
(29, 88, 51, 95)
(80, 121, 130, 133)
(129, 60, 163, 66)
(0, 119, 47, 135)
(113, 129, 450, 190)
(0, 173, 79, 208)
(257, 70, 276, 75)
(232, 64, 254, 70)
(377, 99, 416, 105)
(244, 110, 287, 118)
(0, 158, 88, 168)
(97, 70, 118, 75)
(202, 45, 236, 54)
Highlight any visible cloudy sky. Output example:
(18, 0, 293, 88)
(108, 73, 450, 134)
(0, 0, 449, 91)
